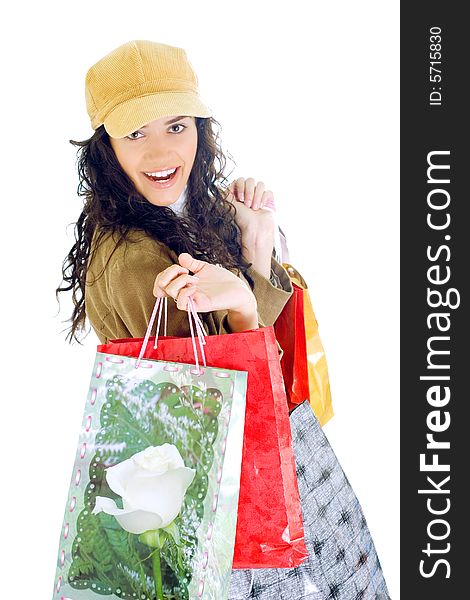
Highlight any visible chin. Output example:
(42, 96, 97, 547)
(144, 193, 180, 207)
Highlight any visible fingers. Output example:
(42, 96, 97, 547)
(153, 264, 199, 298)
(261, 190, 276, 211)
(251, 181, 265, 210)
(175, 283, 199, 311)
(178, 252, 206, 274)
(165, 273, 199, 301)
(231, 177, 246, 203)
(243, 178, 256, 208)
(228, 177, 275, 211)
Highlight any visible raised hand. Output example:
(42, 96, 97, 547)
(224, 178, 276, 279)
(225, 187, 276, 241)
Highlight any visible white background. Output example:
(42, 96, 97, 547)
(0, 1, 399, 598)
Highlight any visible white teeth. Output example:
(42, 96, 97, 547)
(145, 167, 177, 177)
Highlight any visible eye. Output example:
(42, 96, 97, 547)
(126, 130, 144, 140)
(170, 123, 187, 133)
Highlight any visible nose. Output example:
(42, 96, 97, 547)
(143, 141, 178, 167)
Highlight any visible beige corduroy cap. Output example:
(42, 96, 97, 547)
(85, 40, 212, 138)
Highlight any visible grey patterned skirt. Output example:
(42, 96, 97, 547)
(229, 401, 391, 600)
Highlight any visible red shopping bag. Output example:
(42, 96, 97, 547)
(274, 283, 310, 412)
(275, 272, 334, 426)
(98, 326, 308, 569)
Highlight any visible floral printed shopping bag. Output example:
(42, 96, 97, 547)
(52, 346, 247, 600)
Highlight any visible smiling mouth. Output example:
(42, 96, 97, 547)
(143, 167, 180, 182)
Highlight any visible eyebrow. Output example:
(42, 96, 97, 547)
(141, 116, 189, 128)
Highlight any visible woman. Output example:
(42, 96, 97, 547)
(57, 40, 390, 599)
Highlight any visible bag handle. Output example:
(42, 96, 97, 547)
(136, 296, 207, 371)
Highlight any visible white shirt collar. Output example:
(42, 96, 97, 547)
(169, 186, 187, 215)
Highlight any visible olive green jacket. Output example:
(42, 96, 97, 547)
(85, 229, 293, 344)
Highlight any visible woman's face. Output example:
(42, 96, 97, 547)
(109, 115, 198, 206)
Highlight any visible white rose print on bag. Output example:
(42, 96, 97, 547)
(93, 443, 196, 600)
(92, 444, 195, 534)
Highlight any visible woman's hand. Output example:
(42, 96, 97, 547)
(226, 177, 276, 239)
(226, 177, 276, 279)
(153, 253, 258, 331)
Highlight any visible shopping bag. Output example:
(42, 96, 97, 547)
(273, 282, 310, 412)
(274, 264, 334, 426)
(52, 322, 247, 599)
(100, 302, 308, 569)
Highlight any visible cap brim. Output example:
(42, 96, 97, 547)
(103, 92, 212, 138)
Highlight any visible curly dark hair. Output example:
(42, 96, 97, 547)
(56, 116, 254, 343)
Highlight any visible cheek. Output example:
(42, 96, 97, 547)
(186, 133, 199, 169)
(185, 128, 198, 164)
(110, 143, 134, 178)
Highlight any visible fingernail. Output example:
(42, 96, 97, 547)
(239, 193, 244, 202)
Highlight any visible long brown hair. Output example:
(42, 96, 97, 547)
(56, 117, 253, 343)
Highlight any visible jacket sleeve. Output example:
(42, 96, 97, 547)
(217, 256, 293, 335)
(247, 256, 293, 326)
